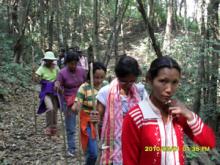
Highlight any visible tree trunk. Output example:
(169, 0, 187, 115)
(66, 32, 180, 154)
(183, 0, 187, 33)
(13, 38, 23, 63)
(206, 0, 219, 131)
(121, 21, 126, 55)
(48, 11, 54, 50)
(71, 0, 79, 46)
(113, 0, 119, 63)
(103, 0, 129, 66)
(78, 0, 83, 45)
(11, 0, 19, 35)
(148, 0, 154, 26)
(136, 0, 162, 57)
(92, 0, 100, 61)
(179, 0, 184, 17)
(193, 0, 206, 114)
(173, 0, 178, 31)
(39, 0, 46, 49)
(13, 0, 31, 64)
(56, 0, 64, 47)
(63, 0, 69, 48)
(163, 0, 173, 53)
(7, 0, 12, 34)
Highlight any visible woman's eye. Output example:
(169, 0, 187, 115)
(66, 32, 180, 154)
(159, 79, 166, 83)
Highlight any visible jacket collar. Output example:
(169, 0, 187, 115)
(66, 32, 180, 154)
(138, 96, 161, 119)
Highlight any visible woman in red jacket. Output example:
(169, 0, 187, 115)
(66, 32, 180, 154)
(122, 56, 216, 165)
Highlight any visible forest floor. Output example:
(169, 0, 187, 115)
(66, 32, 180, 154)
(0, 85, 85, 165)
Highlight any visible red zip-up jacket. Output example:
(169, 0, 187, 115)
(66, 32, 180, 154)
(122, 99, 216, 165)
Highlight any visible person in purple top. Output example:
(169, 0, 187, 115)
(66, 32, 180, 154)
(55, 51, 86, 157)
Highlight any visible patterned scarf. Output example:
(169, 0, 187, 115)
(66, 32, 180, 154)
(100, 78, 140, 165)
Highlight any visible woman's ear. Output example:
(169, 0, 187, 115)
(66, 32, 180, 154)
(147, 76, 155, 88)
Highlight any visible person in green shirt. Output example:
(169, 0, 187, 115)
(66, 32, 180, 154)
(35, 51, 59, 136)
(72, 62, 107, 165)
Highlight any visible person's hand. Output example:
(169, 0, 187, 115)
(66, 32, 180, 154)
(54, 81, 64, 94)
(33, 74, 41, 83)
(54, 81, 60, 91)
(71, 103, 78, 114)
(169, 100, 194, 121)
(90, 111, 99, 123)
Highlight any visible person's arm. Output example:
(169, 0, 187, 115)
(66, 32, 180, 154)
(122, 106, 141, 165)
(34, 66, 43, 83)
(71, 101, 82, 114)
(96, 85, 109, 123)
(72, 84, 85, 113)
(54, 80, 64, 94)
(181, 112, 216, 148)
(33, 74, 41, 83)
(171, 100, 216, 148)
(96, 100, 105, 122)
(54, 70, 64, 93)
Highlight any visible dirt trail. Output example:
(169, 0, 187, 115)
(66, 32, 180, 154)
(0, 86, 84, 165)
(0, 76, 220, 165)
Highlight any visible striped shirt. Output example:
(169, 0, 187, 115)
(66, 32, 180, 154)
(75, 81, 108, 112)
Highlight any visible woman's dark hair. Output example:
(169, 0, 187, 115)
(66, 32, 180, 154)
(68, 46, 82, 57)
(147, 56, 181, 80)
(64, 51, 79, 64)
(87, 62, 107, 81)
(60, 48, 65, 53)
(115, 55, 141, 78)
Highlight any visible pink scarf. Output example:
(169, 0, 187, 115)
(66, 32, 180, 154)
(100, 78, 140, 164)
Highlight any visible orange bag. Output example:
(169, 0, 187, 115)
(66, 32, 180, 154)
(64, 95, 75, 107)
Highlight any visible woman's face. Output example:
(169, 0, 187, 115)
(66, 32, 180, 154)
(67, 61, 77, 72)
(93, 69, 106, 88)
(150, 68, 180, 105)
(44, 60, 54, 66)
(118, 74, 137, 91)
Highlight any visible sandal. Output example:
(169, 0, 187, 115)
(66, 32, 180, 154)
(44, 128, 52, 136)
(51, 128, 57, 136)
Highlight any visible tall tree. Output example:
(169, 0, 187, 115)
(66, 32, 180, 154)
(136, 0, 162, 57)
(38, 0, 47, 49)
(11, 0, 20, 35)
(13, 0, 32, 63)
(63, 0, 70, 48)
(48, 0, 54, 50)
(78, 0, 84, 45)
(147, 0, 154, 25)
(56, 0, 64, 47)
(163, 0, 174, 53)
(193, 0, 206, 114)
(92, 0, 100, 61)
(103, 0, 129, 66)
(206, 0, 219, 131)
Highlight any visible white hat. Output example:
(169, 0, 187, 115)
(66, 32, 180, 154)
(43, 51, 57, 60)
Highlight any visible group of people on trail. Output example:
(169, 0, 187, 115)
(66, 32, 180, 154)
(35, 48, 216, 165)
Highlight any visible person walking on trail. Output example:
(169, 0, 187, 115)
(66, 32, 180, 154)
(54, 51, 86, 157)
(35, 51, 60, 136)
(57, 48, 66, 69)
(68, 46, 89, 72)
(122, 56, 216, 165)
(72, 62, 107, 165)
(96, 56, 148, 165)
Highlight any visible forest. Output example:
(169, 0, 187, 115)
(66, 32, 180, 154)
(0, 0, 219, 164)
